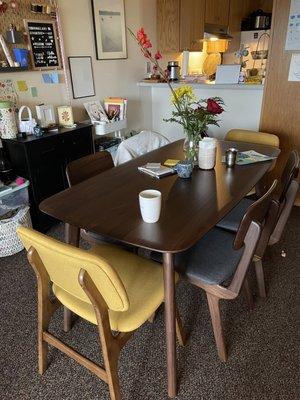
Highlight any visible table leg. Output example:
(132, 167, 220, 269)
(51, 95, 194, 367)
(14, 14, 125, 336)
(64, 223, 80, 332)
(163, 252, 177, 398)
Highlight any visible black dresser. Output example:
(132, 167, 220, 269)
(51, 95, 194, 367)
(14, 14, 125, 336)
(3, 123, 94, 232)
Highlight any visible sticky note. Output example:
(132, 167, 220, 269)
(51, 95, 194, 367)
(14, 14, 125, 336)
(42, 73, 51, 83)
(50, 72, 59, 84)
(30, 87, 38, 97)
(17, 80, 28, 92)
(42, 72, 59, 84)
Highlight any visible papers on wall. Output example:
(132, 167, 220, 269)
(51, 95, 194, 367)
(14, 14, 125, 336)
(17, 81, 28, 92)
(285, 0, 300, 50)
(42, 72, 59, 84)
(288, 53, 300, 81)
(236, 150, 276, 165)
(30, 87, 38, 97)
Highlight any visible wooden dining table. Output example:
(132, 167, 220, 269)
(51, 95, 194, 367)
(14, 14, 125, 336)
(40, 139, 280, 398)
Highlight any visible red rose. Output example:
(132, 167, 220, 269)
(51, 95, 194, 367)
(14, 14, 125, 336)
(207, 98, 224, 114)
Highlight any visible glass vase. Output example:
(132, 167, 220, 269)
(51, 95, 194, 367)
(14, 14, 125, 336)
(183, 136, 200, 165)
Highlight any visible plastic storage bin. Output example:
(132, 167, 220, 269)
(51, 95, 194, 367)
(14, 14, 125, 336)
(0, 180, 29, 216)
(0, 180, 31, 257)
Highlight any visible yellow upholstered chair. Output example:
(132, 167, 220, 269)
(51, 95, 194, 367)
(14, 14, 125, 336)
(17, 226, 185, 400)
(226, 129, 280, 148)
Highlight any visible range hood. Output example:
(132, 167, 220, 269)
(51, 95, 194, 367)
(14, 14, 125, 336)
(203, 23, 233, 40)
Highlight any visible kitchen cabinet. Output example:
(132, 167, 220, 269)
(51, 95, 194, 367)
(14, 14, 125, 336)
(180, 0, 205, 51)
(2, 123, 93, 232)
(205, 0, 230, 26)
(157, 0, 205, 52)
(157, 0, 180, 53)
(227, 0, 250, 53)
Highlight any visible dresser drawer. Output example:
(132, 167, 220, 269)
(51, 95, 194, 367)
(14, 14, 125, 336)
(27, 135, 63, 167)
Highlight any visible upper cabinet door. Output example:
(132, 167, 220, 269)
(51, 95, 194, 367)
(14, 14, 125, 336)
(180, 0, 206, 51)
(205, 0, 230, 26)
(157, 0, 180, 53)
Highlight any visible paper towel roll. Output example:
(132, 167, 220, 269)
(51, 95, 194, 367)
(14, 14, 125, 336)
(182, 51, 189, 78)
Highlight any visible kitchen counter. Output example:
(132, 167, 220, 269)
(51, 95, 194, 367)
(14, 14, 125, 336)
(138, 81, 265, 141)
(138, 81, 264, 90)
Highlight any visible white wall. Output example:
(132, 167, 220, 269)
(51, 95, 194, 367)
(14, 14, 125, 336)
(1, 0, 157, 132)
(142, 84, 264, 141)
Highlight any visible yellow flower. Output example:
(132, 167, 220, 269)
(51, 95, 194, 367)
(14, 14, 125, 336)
(171, 85, 195, 104)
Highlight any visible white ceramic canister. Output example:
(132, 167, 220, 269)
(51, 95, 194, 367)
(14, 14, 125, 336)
(198, 137, 217, 170)
(0, 100, 18, 139)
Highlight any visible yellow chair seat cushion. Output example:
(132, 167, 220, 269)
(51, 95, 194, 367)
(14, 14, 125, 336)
(53, 244, 179, 332)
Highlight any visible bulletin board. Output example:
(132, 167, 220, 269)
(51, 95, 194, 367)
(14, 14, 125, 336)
(0, 0, 61, 70)
(24, 19, 62, 70)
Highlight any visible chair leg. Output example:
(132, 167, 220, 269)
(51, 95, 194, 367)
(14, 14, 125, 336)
(242, 276, 255, 311)
(254, 259, 267, 298)
(27, 247, 60, 375)
(148, 312, 156, 324)
(175, 307, 186, 347)
(63, 307, 72, 332)
(103, 351, 121, 400)
(206, 293, 227, 362)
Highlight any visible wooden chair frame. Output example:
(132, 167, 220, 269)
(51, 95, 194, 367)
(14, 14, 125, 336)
(187, 221, 261, 362)
(27, 246, 185, 400)
(182, 180, 279, 362)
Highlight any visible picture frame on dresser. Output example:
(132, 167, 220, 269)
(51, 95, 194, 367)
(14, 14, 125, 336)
(91, 0, 127, 60)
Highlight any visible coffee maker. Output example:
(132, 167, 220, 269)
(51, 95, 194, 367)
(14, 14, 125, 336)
(0, 147, 15, 185)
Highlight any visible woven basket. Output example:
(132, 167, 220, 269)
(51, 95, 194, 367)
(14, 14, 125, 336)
(0, 206, 32, 257)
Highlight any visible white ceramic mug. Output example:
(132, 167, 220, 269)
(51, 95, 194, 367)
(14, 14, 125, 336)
(139, 189, 161, 223)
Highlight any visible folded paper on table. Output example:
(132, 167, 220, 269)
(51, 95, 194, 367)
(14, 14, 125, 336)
(236, 150, 276, 165)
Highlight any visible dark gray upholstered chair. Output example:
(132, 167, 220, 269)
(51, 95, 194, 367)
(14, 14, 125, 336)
(151, 180, 277, 363)
(216, 150, 299, 297)
(177, 181, 278, 361)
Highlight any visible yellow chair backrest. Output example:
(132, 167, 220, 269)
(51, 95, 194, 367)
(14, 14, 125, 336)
(17, 226, 129, 312)
(226, 129, 280, 148)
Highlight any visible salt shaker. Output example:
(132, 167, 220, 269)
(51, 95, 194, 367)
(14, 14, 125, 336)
(225, 148, 238, 167)
(198, 138, 217, 170)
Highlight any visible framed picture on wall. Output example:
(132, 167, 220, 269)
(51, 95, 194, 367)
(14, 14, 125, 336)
(68, 56, 95, 99)
(91, 0, 127, 60)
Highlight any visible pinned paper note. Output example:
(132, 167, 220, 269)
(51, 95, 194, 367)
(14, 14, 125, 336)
(288, 53, 300, 81)
(42, 72, 59, 84)
(17, 80, 28, 92)
(30, 87, 38, 97)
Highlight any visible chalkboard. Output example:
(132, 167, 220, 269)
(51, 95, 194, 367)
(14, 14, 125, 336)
(24, 19, 62, 70)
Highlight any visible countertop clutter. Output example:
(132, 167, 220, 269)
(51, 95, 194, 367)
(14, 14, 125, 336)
(138, 82, 264, 90)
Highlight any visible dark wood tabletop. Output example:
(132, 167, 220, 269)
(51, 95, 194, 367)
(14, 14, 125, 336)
(40, 140, 280, 253)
